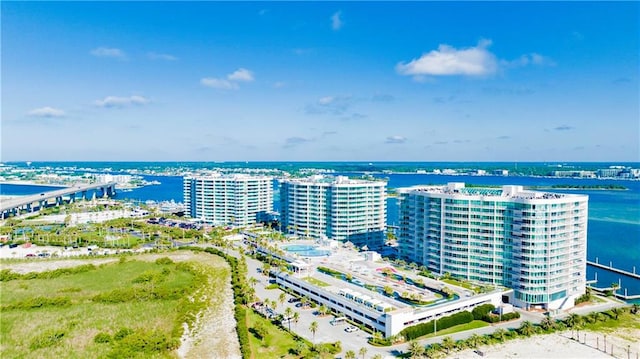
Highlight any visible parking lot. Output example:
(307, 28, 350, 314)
(242, 251, 396, 358)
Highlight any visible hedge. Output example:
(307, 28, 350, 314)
(472, 303, 495, 320)
(400, 311, 474, 340)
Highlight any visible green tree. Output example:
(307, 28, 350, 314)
(408, 340, 425, 358)
(284, 307, 293, 331)
(359, 347, 367, 359)
(467, 333, 481, 348)
(293, 311, 300, 328)
(278, 292, 286, 308)
(441, 336, 455, 353)
(540, 316, 555, 331)
(492, 328, 507, 342)
(611, 307, 622, 320)
(518, 321, 536, 337)
(309, 321, 319, 343)
(344, 350, 356, 359)
(565, 313, 582, 328)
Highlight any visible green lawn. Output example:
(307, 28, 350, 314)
(303, 276, 330, 287)
(247, 309, 305, 358)
(0, 253, 229, 359)
(417, 320, 490, 339)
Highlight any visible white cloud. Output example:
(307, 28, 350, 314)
(200, 78, 239, 90)
(28, 106, 65, 118)
(148, 52, 178, 61)
(385, 135, 407, 144)
(396, 39, 497, 77)
(201, 68, 255, 90)
(90, 47, 126, 59)
(95, 95, 150, 108)
(507, 53, 556, 67)
(306, 95, 354, 116)
(273, 82, 286, 89)
(331, 11, 343, 30)
(318, 96, 335, 105)
(227, 68, 254, 82)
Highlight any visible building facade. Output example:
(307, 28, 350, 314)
(398, 182, 588, 310)
(280, 176, 386, 248)
(183, 174, 273, 227)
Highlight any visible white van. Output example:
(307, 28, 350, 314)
(330, 317, 347, 326)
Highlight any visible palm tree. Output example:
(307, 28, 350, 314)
(309, 321, 319, 343)
(611, 307, 622, 320)
(359, 347, 367, 359)
(518, 321, 536, 337)
(540, 316, 555, 331)
(284, 307, 293, 331)
(372, 355, 383, 359)
(492, 328, 507, 342)
(344, 350, 356, 359)
(372, 331, 383, 345)
(408, 340, 425, 359)
(611, 282, 620, 294)
(565, 313, 582, 328)
(248, 276, 258, 289)
(441, 336, 455, 353)
(278, 292, 286, 308)
(293, 311, 300, 328)
(468, 333, 481, 348)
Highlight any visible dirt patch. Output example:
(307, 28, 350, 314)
(2, 258, 119, 274)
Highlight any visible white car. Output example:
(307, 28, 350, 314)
(344, 326, 359, 333)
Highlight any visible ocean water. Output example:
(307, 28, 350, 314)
(2, 167, 639, 297)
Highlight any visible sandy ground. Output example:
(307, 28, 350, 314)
(1, 250, 241, 358)
(452, 331, 639, 359)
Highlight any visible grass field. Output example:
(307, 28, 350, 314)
(0, 252, 230, 359)
(247, 309, 301, 358)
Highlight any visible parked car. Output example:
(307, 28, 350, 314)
(345, 326, 359, 333)
(288, 297, 300, 303)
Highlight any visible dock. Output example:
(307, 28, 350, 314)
(587, 261, 640, 280)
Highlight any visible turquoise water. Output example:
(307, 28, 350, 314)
(282, 244, 330, 257)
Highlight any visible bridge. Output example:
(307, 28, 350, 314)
(1, 182, 117, 219)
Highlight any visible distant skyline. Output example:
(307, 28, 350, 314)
(2, 1, 638, 162)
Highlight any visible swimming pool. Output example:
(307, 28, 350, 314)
(283, 244, 331, 257)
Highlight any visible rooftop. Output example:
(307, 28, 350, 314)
(403, 182, 587, 200)
(281, 175, 386, 186)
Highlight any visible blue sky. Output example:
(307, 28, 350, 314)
(2, 1, 638, 162)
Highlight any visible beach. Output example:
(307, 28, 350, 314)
(452, 330, 639, 359)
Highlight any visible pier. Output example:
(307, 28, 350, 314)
(587, 260, 639, 280)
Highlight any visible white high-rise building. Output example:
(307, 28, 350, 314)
(183, 174, 273, 227)
(398, 182, 588, 310)
(280, 176, 387, 248)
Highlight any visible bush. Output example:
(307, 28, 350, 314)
(94, 332, 112, 343)
(30, 329, 66, 350)
(113, 328, 134, 341)
(155, 257, 174, 265)
(473, 304, 495, 320)
(106, 329, 179, 358)
(3, 296, 71, 311)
